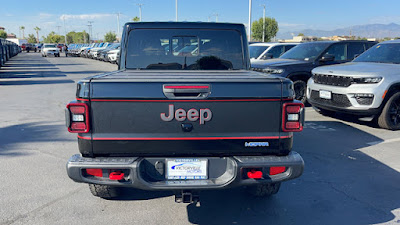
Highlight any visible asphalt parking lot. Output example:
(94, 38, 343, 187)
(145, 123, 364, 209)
(1, 52, 399, 225)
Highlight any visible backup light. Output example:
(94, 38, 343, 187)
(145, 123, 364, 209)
(72, 114, 84, 122)
(287, 114, 299, 121)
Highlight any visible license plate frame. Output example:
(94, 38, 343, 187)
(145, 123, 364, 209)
(166, 158, 208, 180)
(319, 90, 332, 100)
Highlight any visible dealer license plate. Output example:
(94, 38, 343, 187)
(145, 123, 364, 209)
(166, 159, 208, 180)
(319, 90, 332, 100)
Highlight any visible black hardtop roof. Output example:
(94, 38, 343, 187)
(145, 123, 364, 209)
(125, 22, 245, 30)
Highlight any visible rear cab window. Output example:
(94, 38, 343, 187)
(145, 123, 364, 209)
(126, 29, 244, 70)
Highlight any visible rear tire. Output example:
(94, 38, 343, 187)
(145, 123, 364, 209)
(89, 184, 120, 199)
(247, 182, 281, 197)
(378, 92, 400, 130)
(293, 80, 307, 104)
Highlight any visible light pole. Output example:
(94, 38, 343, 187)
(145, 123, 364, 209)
(63, 15, 67, 44)
(176, 0, 178, 21)
(214, 13, 219, 22)
(88, 21, 94, 43)
(116, 13, 121, 40)
(137, 4, 144, 21)
(56, 25, 61, 35)
(248, 0, 252, 41)
(261, 4, 266, 42)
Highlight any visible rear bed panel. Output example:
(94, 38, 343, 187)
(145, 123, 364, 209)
(77, 71, 294, 157)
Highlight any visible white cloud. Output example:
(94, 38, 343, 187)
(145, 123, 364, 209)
(279, 22, 305, 28)
(39, 13, 54, 19)
(60, 14, 114, 20)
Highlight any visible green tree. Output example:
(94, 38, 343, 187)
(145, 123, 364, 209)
(104, 31, 117, 42)
(34, 27, 41, 43)
(0, 30, 7, 39)
(66, 31, 75, 44)
(27, 34, 37, 43)
(65, 31, 89, 43)
(43, 31, 65, 43)
(251, 17, 279, 42)
(298, 33, 305, 36)
(132, 16, 140, 22)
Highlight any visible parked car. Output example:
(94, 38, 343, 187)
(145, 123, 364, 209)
(89, 43, 111, 59)
(249, 42, 299, 61)
(307, 40, 400, 130)
(0, 38, 20, 67)
(0, 39, 3, 68)
(57, 43, 65, 52)
(251, 40, 377, 103)
(35, 43, 43, 52)
(21, 43, 35, 52)
(41, 43, 60, 57)
(98, 43, 120, 61)
(21, 43, 27, 51)
(107, 47, 120, 64)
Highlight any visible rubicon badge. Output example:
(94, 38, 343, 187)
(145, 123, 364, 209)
(245, 142, 269, 147)
(160, 104, 212, 124)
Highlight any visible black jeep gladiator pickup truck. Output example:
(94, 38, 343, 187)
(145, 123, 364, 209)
(65, 22, 305, 203)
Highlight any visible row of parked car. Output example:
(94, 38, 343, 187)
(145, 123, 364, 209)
(251, 40, 400, 130)
(67, 42, 120, 64)
(0, 38, 20, 69)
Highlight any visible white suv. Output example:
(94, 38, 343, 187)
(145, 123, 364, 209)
(307, 40, 400, 130)
(41, 44, 60, 57)
(249, 42, 299, 62)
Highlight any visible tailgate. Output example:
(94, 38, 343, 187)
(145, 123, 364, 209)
(81, 72, 292, 157)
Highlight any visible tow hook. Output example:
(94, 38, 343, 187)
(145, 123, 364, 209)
(175, 190, 199, 203)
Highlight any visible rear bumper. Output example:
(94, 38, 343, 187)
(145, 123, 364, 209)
(66, 152, 304, 190)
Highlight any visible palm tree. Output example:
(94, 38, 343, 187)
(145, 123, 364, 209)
(34, 27, 41, 43)
(20, 26, 25, 39)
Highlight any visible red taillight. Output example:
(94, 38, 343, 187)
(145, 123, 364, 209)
(269, 167, 286, 175)
(69, 106, 85, 114)
(86, 169, 103, 177)
(282, 102, 304, 132)
(247, 169, 263, 179)
(66, 102, 89, 133)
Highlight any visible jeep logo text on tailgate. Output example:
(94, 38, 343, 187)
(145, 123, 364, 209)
(160, 104, 212, 124)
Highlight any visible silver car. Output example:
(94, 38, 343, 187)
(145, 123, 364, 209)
(307, 40, 400, 130)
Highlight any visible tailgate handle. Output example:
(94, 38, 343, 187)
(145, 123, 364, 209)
(163, 84, 211, 99)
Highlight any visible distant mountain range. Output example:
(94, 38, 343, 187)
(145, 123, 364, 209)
(277, 23, 400, 39)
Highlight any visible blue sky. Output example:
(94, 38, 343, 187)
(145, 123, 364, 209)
(2, 0, 400, 40)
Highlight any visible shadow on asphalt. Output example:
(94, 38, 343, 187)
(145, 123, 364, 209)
(0, 122, 74, 156)
(184, 121, 400, 225)
(0, 53, 95, 82)
(112, 188, 174, 201)
(308, 106, 381, 129)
